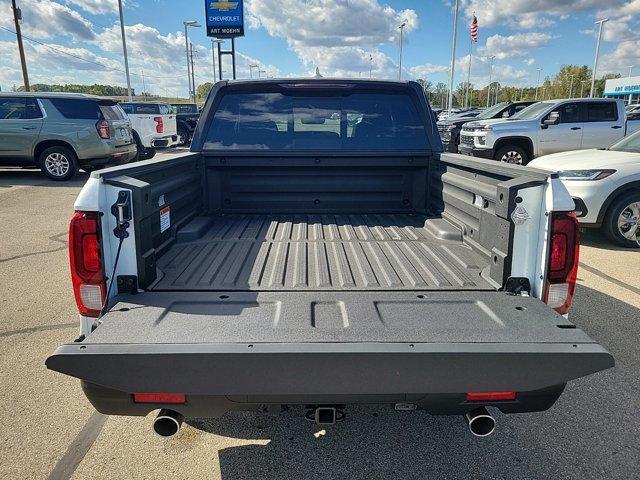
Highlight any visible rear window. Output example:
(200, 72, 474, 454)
(172, 104, 198, 114)
(127, 103, 172, 115)
(203, 91, 429, 151)
(100, 104, 126, 120)
(49, 98, 102, 120)
(586, 102, 617, 122)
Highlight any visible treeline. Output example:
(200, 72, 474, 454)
(16, 83, 134, 96)
(417, 65, 622, 109)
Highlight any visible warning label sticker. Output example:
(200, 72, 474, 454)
(160, 206, 171, 233)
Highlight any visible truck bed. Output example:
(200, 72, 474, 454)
(151, 214, 493, 291)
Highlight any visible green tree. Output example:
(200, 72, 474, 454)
(196, 82, 214, 99)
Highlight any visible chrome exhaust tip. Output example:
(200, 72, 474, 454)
(153, 409, 184, 438)
(465, 407, 496, 437)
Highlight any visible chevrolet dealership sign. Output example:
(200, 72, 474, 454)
(205, 0, 244, 38)
(604, 75, 640, 96)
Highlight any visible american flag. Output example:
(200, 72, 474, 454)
(471, 15, 478, 42)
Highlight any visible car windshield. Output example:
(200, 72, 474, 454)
(509, 101, 552, 120)
(609, 130, 640, 153)
(476, 102, 508, 120)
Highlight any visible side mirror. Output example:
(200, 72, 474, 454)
(543, 111, 560, 126)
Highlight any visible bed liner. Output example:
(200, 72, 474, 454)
(151, 214, 494, 291)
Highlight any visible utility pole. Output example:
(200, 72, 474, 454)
(369, 54, 373, 79)
(141, 67, 146, 96)
(534, 67, 542, 100)
(189, 43, 197, 104)
(590, 18, 608, 98)
(446, 0, 459, 114)
(117, 0, 132, 100)
(398, 22, 406, 81)
(183, 21, 201, 99)
(486, 55, 495, 108)
(569, 74, 574, 98)
(11, 0, 29, 92)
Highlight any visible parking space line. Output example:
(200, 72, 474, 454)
(46, 411, 107, 480)
(579, 262, 640, 295)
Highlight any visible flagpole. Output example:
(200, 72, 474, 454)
(466, 34, 472, 108)
(446, 0, 460, 115)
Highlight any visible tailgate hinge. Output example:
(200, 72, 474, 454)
(504, 277, 531, 296)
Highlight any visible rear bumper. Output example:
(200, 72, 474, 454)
(458, 144, 495, 159)
(47, 341, 613, 417)
(81, 381, 567, 418)
(82, 144, 137, 166)
(151, 135, 179, 148)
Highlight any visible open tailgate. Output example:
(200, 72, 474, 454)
(46, 291, 613, 396)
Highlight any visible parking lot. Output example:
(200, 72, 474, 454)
(0, 151, 638, 480)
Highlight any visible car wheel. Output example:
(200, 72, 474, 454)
(177, 127, 191, 147)
(495, 145, 529, 165)
(141, 147, 156, 160)
(602, 193, 640, 248)
(39, 146, 78, 181)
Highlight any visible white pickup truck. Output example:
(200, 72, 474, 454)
(47, 79, 613, 439)
(459, 98, 640, 165)
(119, 102, 178, 160)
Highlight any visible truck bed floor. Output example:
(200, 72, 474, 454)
(151, 214, 493, 291)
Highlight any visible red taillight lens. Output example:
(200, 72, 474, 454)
(96, 119, 110, 139)
(154, 116, 164, 133)
(544, 212, 580, 314)
(69, 211, 105, 317)
(466, 391, 517, 402)
(133, 393, 186, 404)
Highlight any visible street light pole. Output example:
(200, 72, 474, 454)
(580, 80, 587, 98)
(534, 67, 542, 100)
(183, 21, 201, 100)
(486, 55, 495, 108)
(446, 0, 459, 114)
(11, 0, 29, 92)
(398, 22, 406, 81)
(249, 64, 258, 78)
(117, 0, 131, 100)
(590, 18, 608, 98)
(190, 43, 197, 104)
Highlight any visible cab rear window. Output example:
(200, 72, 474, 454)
(203, 91, 429, 151)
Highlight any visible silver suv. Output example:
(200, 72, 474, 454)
(0, 92, 137, 181)
(458, 98, 630, 165)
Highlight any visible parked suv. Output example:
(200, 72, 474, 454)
(459, 98, 630, 165)
(0, 92, 136, 180)
(119, 102, 178, 160)
(438, 101, 534, 152)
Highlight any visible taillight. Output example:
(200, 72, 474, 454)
(154, 116, 164, 133)
(543, 211, 580, 314)
(96, 119, 110, 139)
(69, 211, 105, 317)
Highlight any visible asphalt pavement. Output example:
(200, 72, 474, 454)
(0, 155, 638, 480)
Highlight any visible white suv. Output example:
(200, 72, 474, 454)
(459, 98, 638, 165)
(529, 130, 640, 247)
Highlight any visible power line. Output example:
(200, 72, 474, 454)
(0, 25, 184, 83)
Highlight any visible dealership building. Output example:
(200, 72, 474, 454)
(603, 75, 640, 104)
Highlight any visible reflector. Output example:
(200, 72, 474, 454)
(466, 391, 517, 401)
(133, 393, 186, 404)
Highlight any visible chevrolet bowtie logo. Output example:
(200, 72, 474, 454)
(209, 0, 238, 11)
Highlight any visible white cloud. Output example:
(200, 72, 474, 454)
(599, 39, 640, 74)
(462, 0, 627, 29)
(0, 0, 95, 40)
(246, 0, 418, 77)
(523, 57, 535, 66)
(483, 32, 554, 59)
(410, 63, 449, 78)
(66, 0, 119, 15)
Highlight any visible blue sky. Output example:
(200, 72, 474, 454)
(1, 0, 639, 97)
